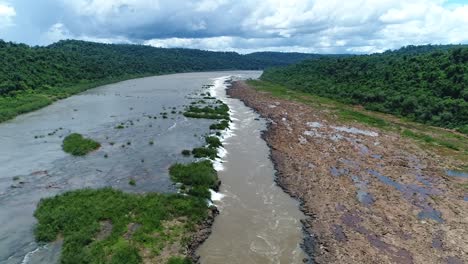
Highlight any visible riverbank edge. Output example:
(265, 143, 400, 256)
(0, 73, 155, 124)
(187, 207, 219, 263)
(1, 70, 240, 125)
(227, 81, 317, 263)
(185, 78, 233, 263)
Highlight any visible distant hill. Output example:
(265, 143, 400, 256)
(261, 45, 468, 132)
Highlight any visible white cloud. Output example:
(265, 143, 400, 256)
(6, 0, 468, 53)
(0, 2, 15, 28)
(41, 22, 134, 45)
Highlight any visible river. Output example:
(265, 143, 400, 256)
(197, 76, 307, 263)
(0, 71, 306, 264)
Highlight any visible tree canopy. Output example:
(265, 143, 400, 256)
(261, 45, 468, 133)
(0, 39, 320, 96)
(0, 39, 320, 123)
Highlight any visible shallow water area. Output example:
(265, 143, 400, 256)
(0, 71, 260, 264)
(197, 76, 307, 263)
(445, 170, 468, 178)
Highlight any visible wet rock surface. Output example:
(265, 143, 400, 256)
(228, 81, 468, 264)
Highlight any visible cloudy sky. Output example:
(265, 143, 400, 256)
(0, 0, 467, 53)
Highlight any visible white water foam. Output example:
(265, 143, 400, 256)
(21, 245, 44, 264)
(207, 75, 234, 173)
(200, 75, 233, 202)
(168, 122, 177, 130)
(209, 189, 225, 201)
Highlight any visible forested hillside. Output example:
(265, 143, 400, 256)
(261, 45, 468, 133)
(0, 39, 317, 122)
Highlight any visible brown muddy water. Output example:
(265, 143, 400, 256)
(197, 77, 307, 263)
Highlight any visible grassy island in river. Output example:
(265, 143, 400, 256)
(62, 133, 100, 156)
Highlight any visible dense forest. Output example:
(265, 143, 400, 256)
(261, 45, 468, 133)
(0, 39, 319, 122)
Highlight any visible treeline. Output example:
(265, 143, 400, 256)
(0, 39, 319, 122)
(0, 39, 319, 96)
(261, 45, 468, 133)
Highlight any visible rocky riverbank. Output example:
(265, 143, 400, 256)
(228, 81, 467, 264)
(187, 207, 219, 263)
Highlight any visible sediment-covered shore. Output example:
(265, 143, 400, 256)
(228, 81, 467, 264)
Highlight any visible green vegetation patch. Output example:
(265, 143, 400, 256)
(183, 104, 229, 120)
(34, 188, 206, 264)
(205, 136, 222, 149)
(167, 257, 193, 264)
(169, 160, 219, 196)
(62, 133, 100, 156)
(338, 109, 389, 129)
(402, 129, 459, 150)
(191, 147, 217, 159)
(181, 150, 191, 156)
(209, 120, 229, 130)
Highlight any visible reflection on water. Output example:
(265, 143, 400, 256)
(0, 71, 260, 264)
(197, 76, 307, 264)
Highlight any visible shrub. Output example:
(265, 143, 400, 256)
(183, 103, 229, 120)
(169, 160, 218, 191)
(62, 133, 100, 156)
(209, 120, 229, 130)
(205, 136, 222, 148)
(192, 147, 217, 159)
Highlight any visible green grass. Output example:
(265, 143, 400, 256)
(183, 104, 229, 120)
(169, 160, 219, 196)
(402, 130, 460, 150)
(209, 120, 229, 130)
(338, 109, 389, 129)
(191, 147, 217, 159)
(188, 135, 222, 159)
(62, 133, 100, 156)
(167, 257, 192, 264)
(205, 136, 222, 149)
(34, 188, 208, 264)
